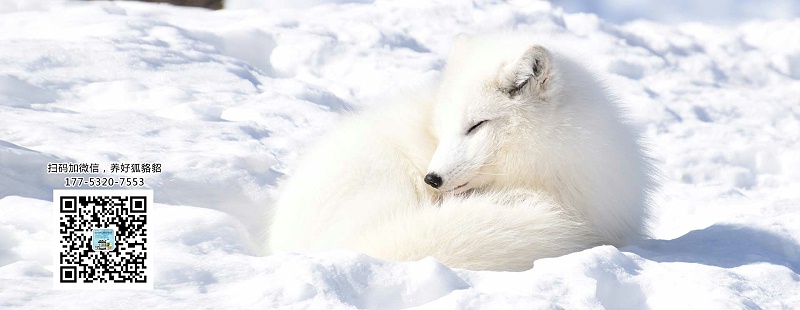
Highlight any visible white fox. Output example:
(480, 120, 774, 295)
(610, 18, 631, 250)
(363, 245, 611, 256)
(268, 34, 657, 271)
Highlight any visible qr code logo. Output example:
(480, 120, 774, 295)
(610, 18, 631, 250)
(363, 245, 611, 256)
(53, 190, 153, 290)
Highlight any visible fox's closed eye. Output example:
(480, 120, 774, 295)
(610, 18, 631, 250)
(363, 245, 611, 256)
(509, 79, 529, 97)
(466, 120, 489, 135)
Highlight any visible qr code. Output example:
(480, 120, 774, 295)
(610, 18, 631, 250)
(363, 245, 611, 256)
(53, 190, 153, 290)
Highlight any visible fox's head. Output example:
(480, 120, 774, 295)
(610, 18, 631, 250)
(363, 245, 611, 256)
(424, 38, 560, 194)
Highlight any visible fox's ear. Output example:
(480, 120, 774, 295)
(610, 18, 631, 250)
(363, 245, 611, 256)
(508, 45, 551, 97)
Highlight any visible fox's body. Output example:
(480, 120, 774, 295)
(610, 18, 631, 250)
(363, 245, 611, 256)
(268, 34, 657, 271)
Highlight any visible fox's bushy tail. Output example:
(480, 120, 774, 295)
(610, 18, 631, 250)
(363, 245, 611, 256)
(349, 190, 604, 271)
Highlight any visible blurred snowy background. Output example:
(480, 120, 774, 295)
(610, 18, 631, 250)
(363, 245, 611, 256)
(1, 0, 799, 308)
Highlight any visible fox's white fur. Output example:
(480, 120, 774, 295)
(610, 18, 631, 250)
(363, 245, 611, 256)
(268, 34, 657, 271)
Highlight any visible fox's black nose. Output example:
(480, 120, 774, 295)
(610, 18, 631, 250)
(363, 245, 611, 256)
(424, 173, 443, 189)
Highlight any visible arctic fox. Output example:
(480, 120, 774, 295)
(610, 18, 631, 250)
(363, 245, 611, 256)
(268, 34, 657, 271)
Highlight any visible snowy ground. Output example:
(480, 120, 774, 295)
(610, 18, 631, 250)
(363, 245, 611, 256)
(1, 0, 800, 308)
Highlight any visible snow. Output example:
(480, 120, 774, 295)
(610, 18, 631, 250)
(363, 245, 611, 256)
(1, 0, 799, 308)
(553, 0, 800, 25)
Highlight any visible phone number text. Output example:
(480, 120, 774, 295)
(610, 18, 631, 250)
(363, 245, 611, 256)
(63, 177, 146, 188)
